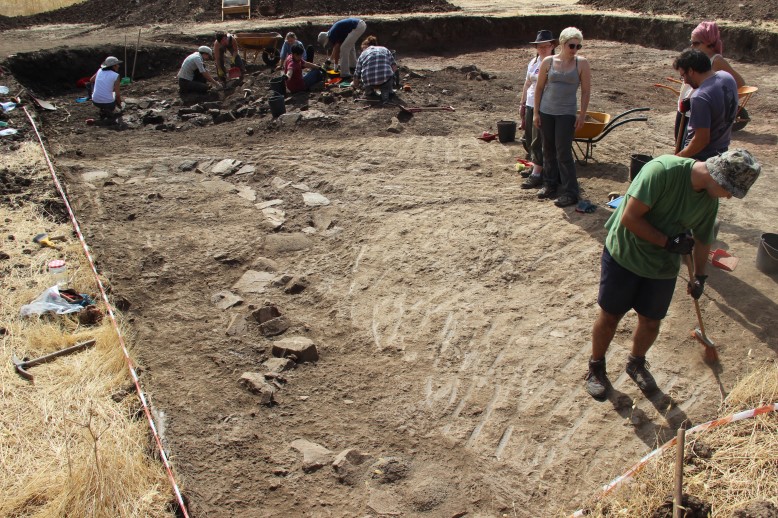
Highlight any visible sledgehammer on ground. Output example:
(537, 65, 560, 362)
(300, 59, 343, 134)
(13, 339, 96, 383)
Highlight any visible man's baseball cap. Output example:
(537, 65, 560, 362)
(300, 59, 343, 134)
(198, 46, 213, 56)
(101, 56, 122, 68)
(706, 149, 761, 199)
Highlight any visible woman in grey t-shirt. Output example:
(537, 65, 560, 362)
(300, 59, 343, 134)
(533, 26, 591, 208)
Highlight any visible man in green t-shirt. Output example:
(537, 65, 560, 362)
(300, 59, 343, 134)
(586, 149, 761, 400)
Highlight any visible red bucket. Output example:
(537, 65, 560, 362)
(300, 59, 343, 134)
(228, 67, 241, 80)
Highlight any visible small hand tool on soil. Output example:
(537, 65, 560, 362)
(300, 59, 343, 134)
(32, 232, 60, 249)
(399, 105, 455, 114)
(13, 338, 96, 383)
(683, 255, 719, 363)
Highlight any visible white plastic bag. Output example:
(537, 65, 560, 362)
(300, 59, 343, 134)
(20, 286, 84, 317)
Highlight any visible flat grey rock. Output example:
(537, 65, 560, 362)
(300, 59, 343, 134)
(232, 270, 277, 294)
(302, 192, 330, 207)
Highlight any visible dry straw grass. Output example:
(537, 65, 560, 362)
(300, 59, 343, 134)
(583, 362, 778, 517)
(1, 143, 173, 517)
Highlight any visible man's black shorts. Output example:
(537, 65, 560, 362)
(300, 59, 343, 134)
(598, 247, 677, 320)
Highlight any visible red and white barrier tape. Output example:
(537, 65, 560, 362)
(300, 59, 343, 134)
(23, 107, 190, 517)
(571, 402, 778, 517)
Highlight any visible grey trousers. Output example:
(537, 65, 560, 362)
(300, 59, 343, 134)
(540, 111, 579, 198)
(522, 106, 543, 166)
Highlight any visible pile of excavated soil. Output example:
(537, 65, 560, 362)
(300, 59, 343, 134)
(0, 0, 458, 30)
(579, 0, 778, 22)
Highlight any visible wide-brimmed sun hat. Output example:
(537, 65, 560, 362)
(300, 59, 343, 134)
(318, 32, 329, 47)
(531, 30, 556, 45)
(101, 56, 122, 68)
(706, 148, 761, 199)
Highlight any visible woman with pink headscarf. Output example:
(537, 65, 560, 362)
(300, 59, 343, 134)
(676, 21, 745, 142)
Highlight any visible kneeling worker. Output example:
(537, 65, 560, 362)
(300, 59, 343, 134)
(284, 43, 324, 94)
(177, 46, 222, 94)
(90, 56, 123, 119)
(585, 149, 761, 399)
(352, 36, 397, 103)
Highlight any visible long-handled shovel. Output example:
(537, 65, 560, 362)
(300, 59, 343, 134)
(683, 255, 719, 363)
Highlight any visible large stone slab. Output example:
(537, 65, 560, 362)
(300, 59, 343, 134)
(232, 270, 277, 294)
(271, 336, 319, 363)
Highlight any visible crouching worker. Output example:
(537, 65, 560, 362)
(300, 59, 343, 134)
(585, 150, 761, 400)
(177, 46, 222, 95)
(352, 36, 397, 103)
(90, 56, 123, 120)
(284, 43, 324, 94)
(214, 32, 246, 82)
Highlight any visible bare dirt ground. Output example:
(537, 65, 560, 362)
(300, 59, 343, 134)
(2, 2, 777, 517)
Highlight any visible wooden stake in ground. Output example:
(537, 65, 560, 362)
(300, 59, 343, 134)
(673, 427, 686, 518)
(131, 28, 141, 81)
(124, 35, 128, 78)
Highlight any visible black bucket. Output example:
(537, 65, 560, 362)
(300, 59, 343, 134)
(756, 233, 778, 275)
(269, 76, 286, 96)
(629, 154, 652, 181)
(497, 120, 517, 143)
(268, 93, 286, 118)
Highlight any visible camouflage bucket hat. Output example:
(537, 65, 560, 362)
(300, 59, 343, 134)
(705, 149, 761, 199)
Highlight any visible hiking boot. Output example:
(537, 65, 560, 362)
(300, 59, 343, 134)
(521, 175, 543, 189)
(585, 358, 609, 400)
(625, 355, 658, 394)
(537, 185, 558, 199)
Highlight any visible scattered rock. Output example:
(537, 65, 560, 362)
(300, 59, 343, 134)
(200, 179, 235, 193)
(271, 177, 292, 189)
(290, 439, 333, 473)
(264, 233, 312, 254)
(245, 127, 254, 136)
(284, 276, 308, 294)
(387, 116, 403, 133)
(263, 357, 295, 373)
(211, 290, 243, 310)
(236, 186, 257, 201)
(141, 110, 165, 125)
(302, 192, 330, 207)
(291, 182, 310, 191)
(256, 199, 284, 209)
(213, 111, 237, 124)
(409, 479, 449, 512)
(252, 304, 281, 324)
(272, 336, 319, 363)
(211, 158, 242, 177)
(332, 448, 371, 485)
(225, 314, 249, 337)
(279, 112, 301, 125)
(312, 209, 335, 231)
(239, 372, 276, 405)
(212, 250, 241, 265)
(259, 315, 290, 336)
(250, 256, 279, 272)
(262, 207, 286, 229)
(235, 164, 256, 176)
(178, 160, 198, 171)
(370, 457, 410, 484)
(82, 170, 111, 182)
(232, 270, 277, 294)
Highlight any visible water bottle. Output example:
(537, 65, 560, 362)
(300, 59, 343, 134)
(48, 259, 68, 289)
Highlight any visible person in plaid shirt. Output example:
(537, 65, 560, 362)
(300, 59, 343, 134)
(353, 36, 397, 103)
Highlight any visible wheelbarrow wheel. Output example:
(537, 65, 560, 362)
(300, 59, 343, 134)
(262, 47, 280, 68)
(732, 106, 750, 132)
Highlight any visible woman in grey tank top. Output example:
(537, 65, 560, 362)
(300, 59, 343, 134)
(533, 26, 592, 208)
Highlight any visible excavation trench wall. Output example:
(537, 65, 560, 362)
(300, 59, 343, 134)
(5, 13, 777, 94)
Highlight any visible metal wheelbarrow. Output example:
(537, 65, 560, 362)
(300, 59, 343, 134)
(573, 107, 649, 164)
(235, 32, 284, 68)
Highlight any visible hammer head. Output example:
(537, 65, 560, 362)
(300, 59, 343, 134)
(11, 353, 34, 382)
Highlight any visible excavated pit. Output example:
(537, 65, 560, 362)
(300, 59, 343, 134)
(4, 14, 777, 96)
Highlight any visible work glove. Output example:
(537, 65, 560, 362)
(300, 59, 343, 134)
(664, 232, 695, 255)
(678, 97, 691, 114)
(688, 274, 707, 300)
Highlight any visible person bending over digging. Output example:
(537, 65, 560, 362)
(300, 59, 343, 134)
(177, 46, 222, 95)
(318, 17, 367, 79)
(585, 149, 761, 400)
(89, 56, 123, 121)
(214, 32, 246, 82)
(352, 36, 397, 103)
(674, 49, 738, 161)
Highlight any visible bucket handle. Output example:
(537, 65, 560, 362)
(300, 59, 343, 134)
(760, 239, 778, 260)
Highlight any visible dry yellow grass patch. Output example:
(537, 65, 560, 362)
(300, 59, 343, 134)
(1, 143, 173, 517)
(582, 363, 778, 517)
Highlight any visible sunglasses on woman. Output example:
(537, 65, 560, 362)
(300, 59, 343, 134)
(567, 43, 583, 50)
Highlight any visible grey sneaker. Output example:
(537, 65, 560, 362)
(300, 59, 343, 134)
(625, 355, 658, 394)
(521, 174, 543, 189)
(585, 358, 609, 400)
